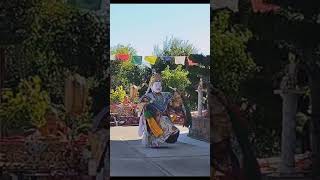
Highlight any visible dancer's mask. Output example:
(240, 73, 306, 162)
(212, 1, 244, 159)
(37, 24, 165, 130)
(149, 73, 162, 93)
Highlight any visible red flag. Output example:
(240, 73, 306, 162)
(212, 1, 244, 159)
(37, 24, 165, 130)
(251, 0, 280, 13)
(116, 54, 130, 61)
(187, 57, 199, 66)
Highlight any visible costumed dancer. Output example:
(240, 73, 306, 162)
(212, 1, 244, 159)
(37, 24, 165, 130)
(138, 72, 180, 148)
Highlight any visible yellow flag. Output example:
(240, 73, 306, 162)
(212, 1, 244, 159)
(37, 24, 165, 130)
(144, 56, 157, 65)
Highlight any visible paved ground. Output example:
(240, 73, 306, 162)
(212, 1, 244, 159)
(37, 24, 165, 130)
(110, 125, 210, 177)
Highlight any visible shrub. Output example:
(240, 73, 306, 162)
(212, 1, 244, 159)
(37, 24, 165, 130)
(161, 65, 191, 92)
(0, 76, 50, 135)
(110, 86, 126, 104)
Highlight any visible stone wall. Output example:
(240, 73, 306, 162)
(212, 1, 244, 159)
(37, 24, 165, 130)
(188, 116, 210, 142)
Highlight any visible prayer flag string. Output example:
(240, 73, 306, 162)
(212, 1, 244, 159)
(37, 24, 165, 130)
(110, 53, 209, 68)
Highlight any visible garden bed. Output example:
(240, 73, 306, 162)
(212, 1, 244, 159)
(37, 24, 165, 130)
(0, 135, 89, 176)
(258, 152, 312, 175)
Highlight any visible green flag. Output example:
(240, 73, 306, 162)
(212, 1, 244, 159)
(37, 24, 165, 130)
(132, 56, 142, 65)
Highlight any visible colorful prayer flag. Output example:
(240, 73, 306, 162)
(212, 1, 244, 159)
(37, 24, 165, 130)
(144, 56, 157, 65)
(116, 53, 130, 61)
(132, 56, 142, 65)
(110, 54, 116, 61)
(187, 58, 199, 66)
(161, 56, 174, 62)
(174, 56, 186, 65)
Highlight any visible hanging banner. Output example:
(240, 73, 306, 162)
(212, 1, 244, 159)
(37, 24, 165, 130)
(116, 54, 130, 61)
(110, 54, 116, 61)
(187, 58, 199, 66)
(174, 56, 186, 65)
(144, 56, 157, 65)
(132, 56, 142, 65)
(161, 56, 174, 62)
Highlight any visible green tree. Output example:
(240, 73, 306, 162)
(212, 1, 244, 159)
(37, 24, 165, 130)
(161, 65, 191, 92)
(154, 36, 198, 57)
(212, 8, 262, 180)
(212, 10, 257, 100)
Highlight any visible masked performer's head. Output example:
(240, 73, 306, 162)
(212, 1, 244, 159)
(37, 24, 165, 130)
(148, 73, 162, 94)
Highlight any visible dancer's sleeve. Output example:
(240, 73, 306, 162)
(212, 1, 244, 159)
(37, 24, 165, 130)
(138, 113, 145, 137)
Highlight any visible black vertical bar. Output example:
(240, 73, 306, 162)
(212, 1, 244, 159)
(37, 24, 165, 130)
(0, 47, 4, 139)
(0, 47, 4, 104)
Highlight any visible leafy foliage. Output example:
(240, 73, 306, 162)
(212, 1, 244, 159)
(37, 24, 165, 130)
(111, 61, 151, 92)
(154, 36, 198, 57)
(0, 0, 37, 44)
(1, 0, 109, 139)
(110, 86, 127, 104)
(4, 0, 108, 114)
(161, 65, 191, 92)
(0, 76, 50, 134)
(212, 10, 257, 99)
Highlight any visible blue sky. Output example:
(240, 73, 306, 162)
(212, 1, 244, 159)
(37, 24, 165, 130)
(110, 4, 210, 57)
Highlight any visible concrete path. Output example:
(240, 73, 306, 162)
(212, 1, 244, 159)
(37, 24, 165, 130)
(110, 125, 210, 177)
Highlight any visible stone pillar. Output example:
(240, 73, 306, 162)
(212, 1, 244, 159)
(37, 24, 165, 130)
(279, 92, 298, 174)
(274, 88, 304, 175)
(274, 55, 305, 175)
(198, 78, 203, 117)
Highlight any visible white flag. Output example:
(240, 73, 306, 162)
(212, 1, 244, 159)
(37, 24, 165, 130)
(174, 56, 186, 65)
